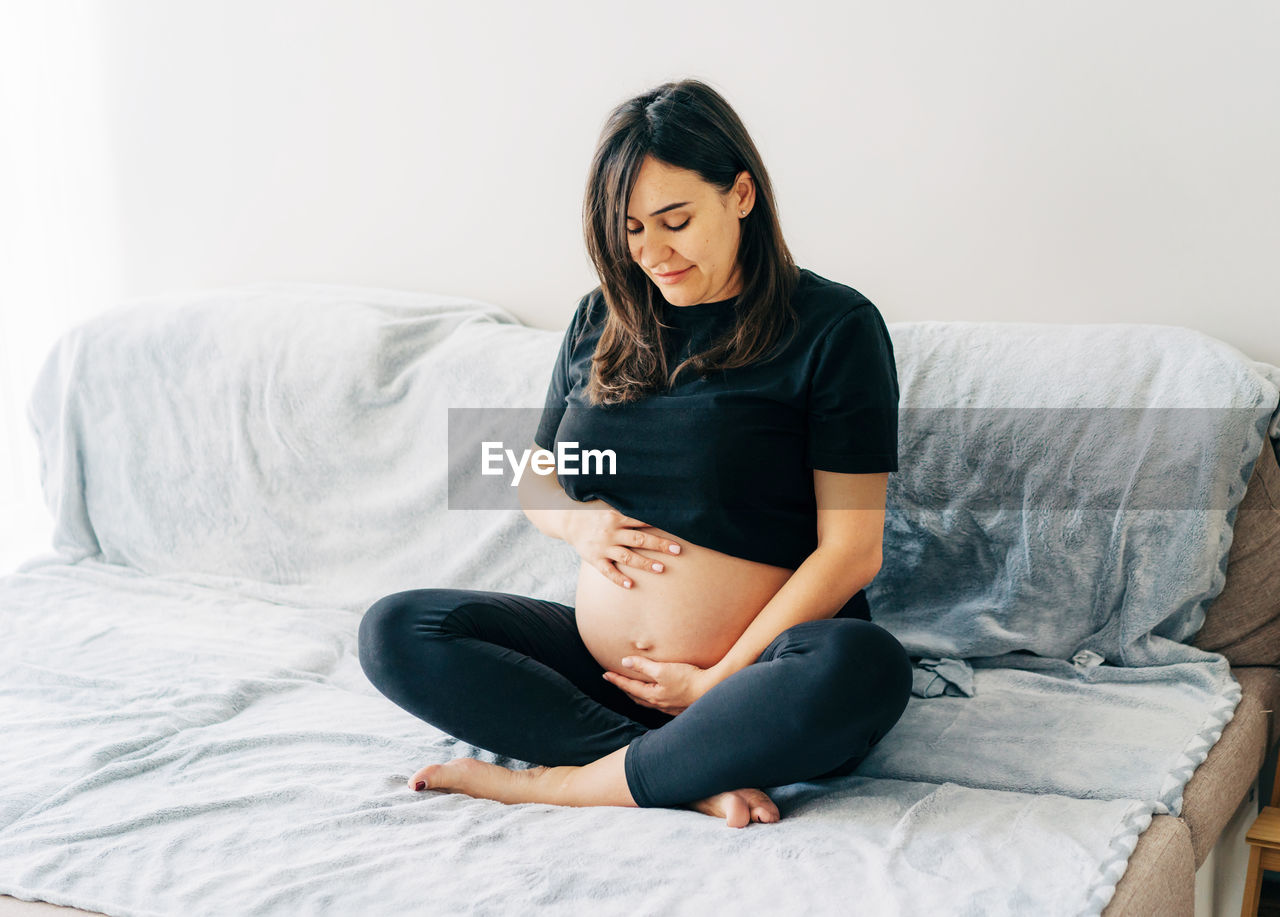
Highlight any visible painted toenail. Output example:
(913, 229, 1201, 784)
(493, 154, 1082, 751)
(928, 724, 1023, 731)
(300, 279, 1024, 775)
(414, 780, 426, 791)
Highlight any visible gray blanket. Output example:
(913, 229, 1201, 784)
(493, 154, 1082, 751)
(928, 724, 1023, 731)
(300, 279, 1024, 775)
(2, 281, 1276, 916)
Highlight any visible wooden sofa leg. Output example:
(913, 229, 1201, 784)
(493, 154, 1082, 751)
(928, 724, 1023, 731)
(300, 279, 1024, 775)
(1241, 843, 1263, 917)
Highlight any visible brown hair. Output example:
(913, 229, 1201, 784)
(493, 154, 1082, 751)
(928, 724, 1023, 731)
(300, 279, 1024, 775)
(580, 78, 800, 405)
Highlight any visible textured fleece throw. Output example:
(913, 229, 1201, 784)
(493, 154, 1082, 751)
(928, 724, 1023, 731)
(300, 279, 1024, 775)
(2, 282, 1277, 916)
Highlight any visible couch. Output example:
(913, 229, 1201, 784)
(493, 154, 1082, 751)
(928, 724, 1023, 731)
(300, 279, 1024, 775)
(1, 282, 1278, 917)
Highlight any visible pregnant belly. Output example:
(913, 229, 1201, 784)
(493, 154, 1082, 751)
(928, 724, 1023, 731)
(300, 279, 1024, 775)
(575, 524, 796, 675)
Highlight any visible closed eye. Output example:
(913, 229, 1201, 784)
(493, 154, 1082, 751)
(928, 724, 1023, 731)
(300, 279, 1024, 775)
(627, 219, 691, 236)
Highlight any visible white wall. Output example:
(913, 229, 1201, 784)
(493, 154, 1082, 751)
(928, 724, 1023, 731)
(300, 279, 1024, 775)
(93, 0, 1280, 351)
(3, 0, 1279, 570)
(1, 0, 119, 573)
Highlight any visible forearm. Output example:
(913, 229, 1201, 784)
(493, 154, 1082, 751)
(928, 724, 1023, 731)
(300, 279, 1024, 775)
(708, 545, 880, 682)
(517, 461, 579, 542)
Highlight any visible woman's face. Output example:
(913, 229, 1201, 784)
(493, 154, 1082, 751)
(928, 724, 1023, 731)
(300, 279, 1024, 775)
(625, 155, 755, 307)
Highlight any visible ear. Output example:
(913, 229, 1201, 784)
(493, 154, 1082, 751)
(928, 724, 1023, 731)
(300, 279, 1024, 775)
(734, 169, 755, 210)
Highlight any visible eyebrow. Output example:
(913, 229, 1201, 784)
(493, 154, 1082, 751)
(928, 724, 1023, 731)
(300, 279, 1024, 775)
(627, 201, 693, 220)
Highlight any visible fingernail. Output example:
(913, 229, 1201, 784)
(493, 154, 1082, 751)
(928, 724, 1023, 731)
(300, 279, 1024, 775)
(668, 545, 680, 554)
(651, 562, 663, 572)
(414, 780, 426, 791)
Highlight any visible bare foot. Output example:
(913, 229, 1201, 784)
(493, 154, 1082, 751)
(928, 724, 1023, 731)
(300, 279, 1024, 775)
(409, 758, 561, 805)
(685, 788, 780, 828)
(409, 758, 781, 828)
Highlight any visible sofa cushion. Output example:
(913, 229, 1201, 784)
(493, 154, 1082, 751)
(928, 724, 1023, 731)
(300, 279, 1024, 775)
(1178, 666, 1278, 868)
(1194, 437, 1280, 667)
(22, 282, 584, 612)
(874, 321, 1280, 668)
(0, 558, 1178, 917)
(24, 286, 1280, 667)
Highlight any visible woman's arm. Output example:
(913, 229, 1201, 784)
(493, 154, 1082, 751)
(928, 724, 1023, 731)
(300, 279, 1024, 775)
(517, 441, 579, 542)
(707, 470, 889, 682)
(707, 545, 880, 681)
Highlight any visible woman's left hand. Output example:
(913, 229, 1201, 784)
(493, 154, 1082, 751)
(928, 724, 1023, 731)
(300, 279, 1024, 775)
(602, 656, 721, 716)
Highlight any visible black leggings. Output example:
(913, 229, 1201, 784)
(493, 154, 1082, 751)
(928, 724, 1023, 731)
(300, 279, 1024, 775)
(357, 587, 914, 809)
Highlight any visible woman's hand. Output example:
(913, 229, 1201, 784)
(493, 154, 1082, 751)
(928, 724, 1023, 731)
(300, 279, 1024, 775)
(562, 499, 682, 590)
(602, 656, 722, 716)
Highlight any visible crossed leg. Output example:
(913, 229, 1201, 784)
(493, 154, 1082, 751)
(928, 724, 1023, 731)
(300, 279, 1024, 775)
(357, 588, 912, 827)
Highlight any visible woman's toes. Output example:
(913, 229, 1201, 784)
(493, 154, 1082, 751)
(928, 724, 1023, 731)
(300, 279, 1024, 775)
(410, 759, 483, 792)
(740, 788, 780, 823)
(687, 790, 760, 828)
(408, 762, 445, 791)
(717, 793, 751, 828)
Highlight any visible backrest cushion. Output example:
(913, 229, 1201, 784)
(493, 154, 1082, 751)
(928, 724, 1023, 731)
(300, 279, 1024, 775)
(26, 286, 1280, 668)
(25, 283, 581, 612)
(1194, 434, 1280, 665)
(868, 320, 1280, 667)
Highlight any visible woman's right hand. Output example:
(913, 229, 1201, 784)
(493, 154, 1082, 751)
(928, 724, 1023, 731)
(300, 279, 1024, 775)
(562, 500, 682, 589)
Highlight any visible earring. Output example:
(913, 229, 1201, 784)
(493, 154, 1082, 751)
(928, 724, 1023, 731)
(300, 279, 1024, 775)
(740, 210, 746, 217)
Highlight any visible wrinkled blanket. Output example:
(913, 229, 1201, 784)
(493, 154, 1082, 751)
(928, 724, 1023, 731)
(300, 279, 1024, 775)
(3, 282, 1277, 916)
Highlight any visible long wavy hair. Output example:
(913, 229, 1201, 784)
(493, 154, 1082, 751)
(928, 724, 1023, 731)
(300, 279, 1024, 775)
(581, 78, 800, 405)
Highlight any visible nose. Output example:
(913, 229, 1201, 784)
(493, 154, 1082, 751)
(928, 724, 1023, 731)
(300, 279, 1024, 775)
(635, 241, 671, 273)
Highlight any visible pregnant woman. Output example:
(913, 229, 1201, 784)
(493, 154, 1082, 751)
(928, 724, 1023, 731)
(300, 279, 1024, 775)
(358, 78, 913, 828)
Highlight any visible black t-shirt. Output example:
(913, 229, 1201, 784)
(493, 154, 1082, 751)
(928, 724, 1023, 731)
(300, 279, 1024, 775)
(534, 267, 898, 579)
